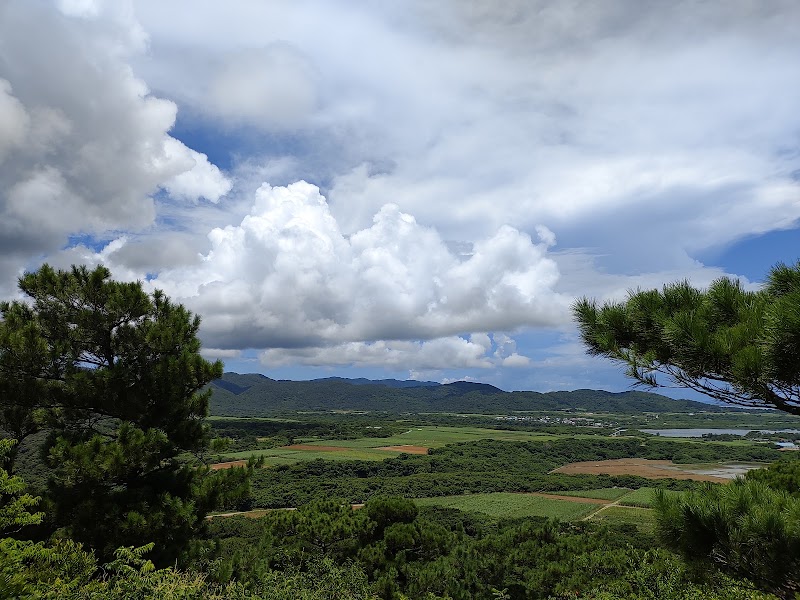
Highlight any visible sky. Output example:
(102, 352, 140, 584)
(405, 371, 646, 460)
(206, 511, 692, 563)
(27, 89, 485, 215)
(1, 0, 799, 395)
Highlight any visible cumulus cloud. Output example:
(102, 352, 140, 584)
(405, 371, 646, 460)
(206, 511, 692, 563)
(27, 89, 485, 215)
(149, 181, 568, 352)
(0, 0, 230, 292)
(160, 138, 232, 203)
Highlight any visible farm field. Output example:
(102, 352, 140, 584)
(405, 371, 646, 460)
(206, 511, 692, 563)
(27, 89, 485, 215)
(216, 421, 780, 472)
(293, 425, 563, 448)
(548, 487, 632, 501)
(552, 457, 761, 482)
(415, 492, 599, 520)
(413, 489, 670, 533)
(218, 425, 567, 464)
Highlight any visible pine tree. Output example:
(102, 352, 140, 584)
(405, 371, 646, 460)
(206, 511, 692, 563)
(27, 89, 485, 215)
(0, 265, 248, 563)
(573, 261, 800, 415)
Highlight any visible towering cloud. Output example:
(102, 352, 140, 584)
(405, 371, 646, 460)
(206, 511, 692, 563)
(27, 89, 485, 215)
(150, 181, 568, 354)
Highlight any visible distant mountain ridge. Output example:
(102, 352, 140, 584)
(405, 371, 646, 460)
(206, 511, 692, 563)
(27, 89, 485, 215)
(208, 372, 728, 417)
(313, 377, 440, 389)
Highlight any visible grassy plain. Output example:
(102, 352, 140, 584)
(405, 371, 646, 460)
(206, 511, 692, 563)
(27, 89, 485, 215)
(415, 492, 598, 520)
(549, 487, 632, 501)
(414, 489, 666, 533)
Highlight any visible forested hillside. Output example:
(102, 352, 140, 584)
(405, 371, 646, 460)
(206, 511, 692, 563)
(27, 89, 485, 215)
(209, 373, 728, 416)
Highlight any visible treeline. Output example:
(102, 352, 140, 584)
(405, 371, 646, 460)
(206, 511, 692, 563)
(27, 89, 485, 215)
(654, 455, 800, 598)
(209, 418, 409, 453)
(746, 453, 800, 493)
(209, 373, 729, 416)
(249, 437, 779, 508)
(203, 497, 773, 600)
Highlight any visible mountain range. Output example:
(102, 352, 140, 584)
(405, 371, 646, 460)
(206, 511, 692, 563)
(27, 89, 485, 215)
(208, 373, 728, 416)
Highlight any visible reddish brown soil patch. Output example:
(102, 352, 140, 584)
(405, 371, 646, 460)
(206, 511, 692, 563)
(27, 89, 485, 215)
(375, 445, 429, 454)
(284, 444, 353, 452)
(210, 460, 248, 470)
(552, 458, 728, 482)
(527, 492, 611, 505)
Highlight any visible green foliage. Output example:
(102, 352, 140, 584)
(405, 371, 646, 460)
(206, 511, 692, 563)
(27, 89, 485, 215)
(0, 264, 247, 563)
(206, 497, 774, 599)
(0, 440, 42, 535)
(747, 454, 800, 495)
(0, 537, 97, 598)
(1, 535, 376, 600)
(583, 548, 776, 599)
(208, 418, 410, 454)
(588, 505, 659, 535)
(0, 459, 370, 600)
(617, 487, 685, 508)
(573, 262, 800, 414)
(654, 479, 800, 598)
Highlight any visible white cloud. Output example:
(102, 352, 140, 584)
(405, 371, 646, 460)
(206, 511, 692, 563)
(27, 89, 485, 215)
(260, 337, 495, 370)
(551, 250, 761, 305)
(440, 376, 479, 385)
(502, 354, 531, 368)
(161, 138, 232, 203)
(148, 181, 568, 350)
(201, 348, 242, 360)
(0, 80, 29, 162)
(208, 45, 318, 129)
(0, 0, 229, 290)
(131, 0, 800, 263)
(4, 1, 800, 382)
(57, 0, 101, 18)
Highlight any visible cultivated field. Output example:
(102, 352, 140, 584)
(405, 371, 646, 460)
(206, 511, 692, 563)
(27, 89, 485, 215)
(293, 425, 562, 448)
(549, 487, 632, 501)
(414, 488, 669, 531)
(552, 458, 749, 482)
(415, 492, 599, 520)
(218, 425, 564, 465)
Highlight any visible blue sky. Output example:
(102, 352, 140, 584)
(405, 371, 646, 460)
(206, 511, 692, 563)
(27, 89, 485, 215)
(1, 1, 799, 396)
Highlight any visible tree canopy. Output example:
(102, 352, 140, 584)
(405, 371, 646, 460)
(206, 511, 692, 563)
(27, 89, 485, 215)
(0, 264, 248, 563)
(654, 480, 800, 599)
(572, 262, 800, 415)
